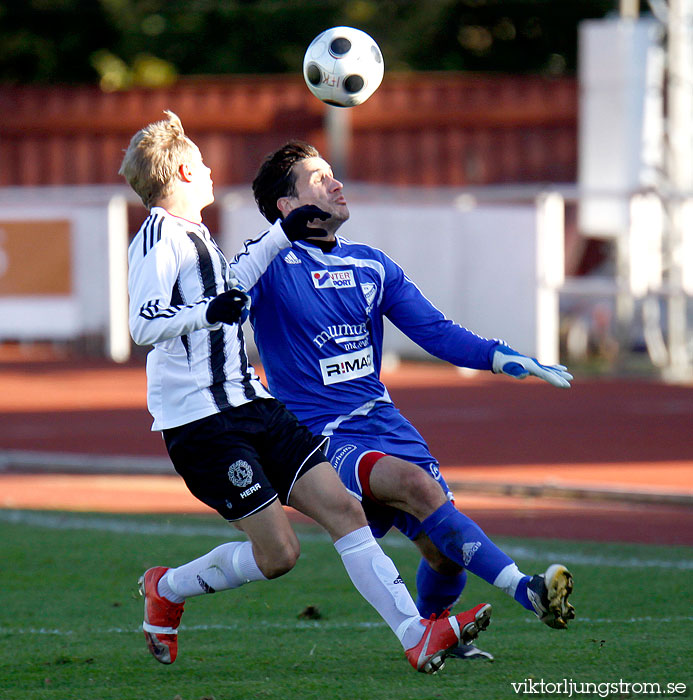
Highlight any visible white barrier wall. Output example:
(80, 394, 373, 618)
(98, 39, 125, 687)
(0, 186, 130, 362)
(0, 184, 564, 366)
(221, 185, 564, 365)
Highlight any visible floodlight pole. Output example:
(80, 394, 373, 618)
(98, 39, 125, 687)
(325, 105, 351, 181)
(620, 0, 640, 18)
(612, 2, 641, 368)
(663, 0, 693, 381)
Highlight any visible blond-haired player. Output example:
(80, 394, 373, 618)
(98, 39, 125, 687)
(120, 111, 492, 673)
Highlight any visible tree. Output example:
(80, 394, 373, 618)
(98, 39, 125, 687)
(0, 0, 639, 85)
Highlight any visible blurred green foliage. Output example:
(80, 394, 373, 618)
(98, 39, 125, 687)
(0, 0, 646, 86)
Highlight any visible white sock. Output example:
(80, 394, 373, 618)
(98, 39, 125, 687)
(334, 526, 423, 650)
(493, 562, 526, 597)
(159, 541, 267, 601)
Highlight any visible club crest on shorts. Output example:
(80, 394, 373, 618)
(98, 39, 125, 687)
(429, 464, 441, 480)
(228, 460, 253, 487)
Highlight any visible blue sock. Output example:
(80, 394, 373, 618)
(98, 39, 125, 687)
(415, 558, 467, 618)
(514, 575, 533, 611)
(421, 501, 514, 585)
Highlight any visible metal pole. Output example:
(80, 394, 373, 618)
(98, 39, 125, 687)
(614, 0, 640, 366)
(620, 0, 640, 18)
(664, 0, 693, 381)
(325, 106, 351, 181)
(614, 0, 640, 365)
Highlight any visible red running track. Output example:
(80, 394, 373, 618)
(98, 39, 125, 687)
(1, 357, 692, 545)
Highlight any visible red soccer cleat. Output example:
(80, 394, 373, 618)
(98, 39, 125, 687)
(405, 602, 492, 674)
(139, 566, 185, 664)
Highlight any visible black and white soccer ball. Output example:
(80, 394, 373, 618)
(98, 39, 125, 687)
(303, 26, 384, 108)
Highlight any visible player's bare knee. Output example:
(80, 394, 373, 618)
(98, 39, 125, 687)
(262, 558, 296, 579)
(334, 491, 367, 526)
(342, 492, 368, 525)
(258, 541, 300, 579)
(321, 492, 368, 540)
(397, 464, 445, 510)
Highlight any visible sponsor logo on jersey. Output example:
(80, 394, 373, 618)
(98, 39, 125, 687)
(284, 250, 301, 264)
(313, 322, 369, 350)
(228, 460, 253, 487)
(311, 269, 355, 289)
(319, 347, 374, 385)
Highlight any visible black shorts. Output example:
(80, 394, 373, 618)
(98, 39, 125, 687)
(163, 398, 328, 521)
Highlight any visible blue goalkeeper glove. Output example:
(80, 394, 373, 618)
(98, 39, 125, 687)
(492, 344, 573, 388)
(280, 204, 330, 241)
(206, 288, 250, 326)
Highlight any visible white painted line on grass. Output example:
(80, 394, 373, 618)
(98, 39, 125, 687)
(0, 509, 250, 540)
(2, 509, 691, 570)
(2, 615, 691, 638)
(500, 544, 693, 571)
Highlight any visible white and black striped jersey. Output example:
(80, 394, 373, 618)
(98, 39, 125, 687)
(127, 207, 290, 430)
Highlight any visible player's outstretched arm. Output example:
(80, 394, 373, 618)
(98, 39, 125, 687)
(491, 344, 573, 389)
(230, 206, 329, 293)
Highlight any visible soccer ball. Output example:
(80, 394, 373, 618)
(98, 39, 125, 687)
(303, 26, 384, 108)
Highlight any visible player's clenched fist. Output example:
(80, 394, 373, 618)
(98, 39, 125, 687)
(280, 204, 330, 241)
(206, 289, 250, 326)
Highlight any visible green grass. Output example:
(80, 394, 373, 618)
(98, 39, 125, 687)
(1, 509, 691, 700)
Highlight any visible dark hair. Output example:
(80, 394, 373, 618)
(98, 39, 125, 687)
(252, 141, 320, 223)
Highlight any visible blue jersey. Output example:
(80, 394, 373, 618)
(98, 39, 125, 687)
(237, 235, 498, 436)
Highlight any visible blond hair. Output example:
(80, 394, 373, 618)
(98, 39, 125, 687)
(118, 110, 196, 209)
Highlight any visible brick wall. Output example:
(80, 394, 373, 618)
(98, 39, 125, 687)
(0, 73, 577, 187)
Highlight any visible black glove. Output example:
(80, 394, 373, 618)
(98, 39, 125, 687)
(280, 204, 331, 241)
(206, 289, 249, 325)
